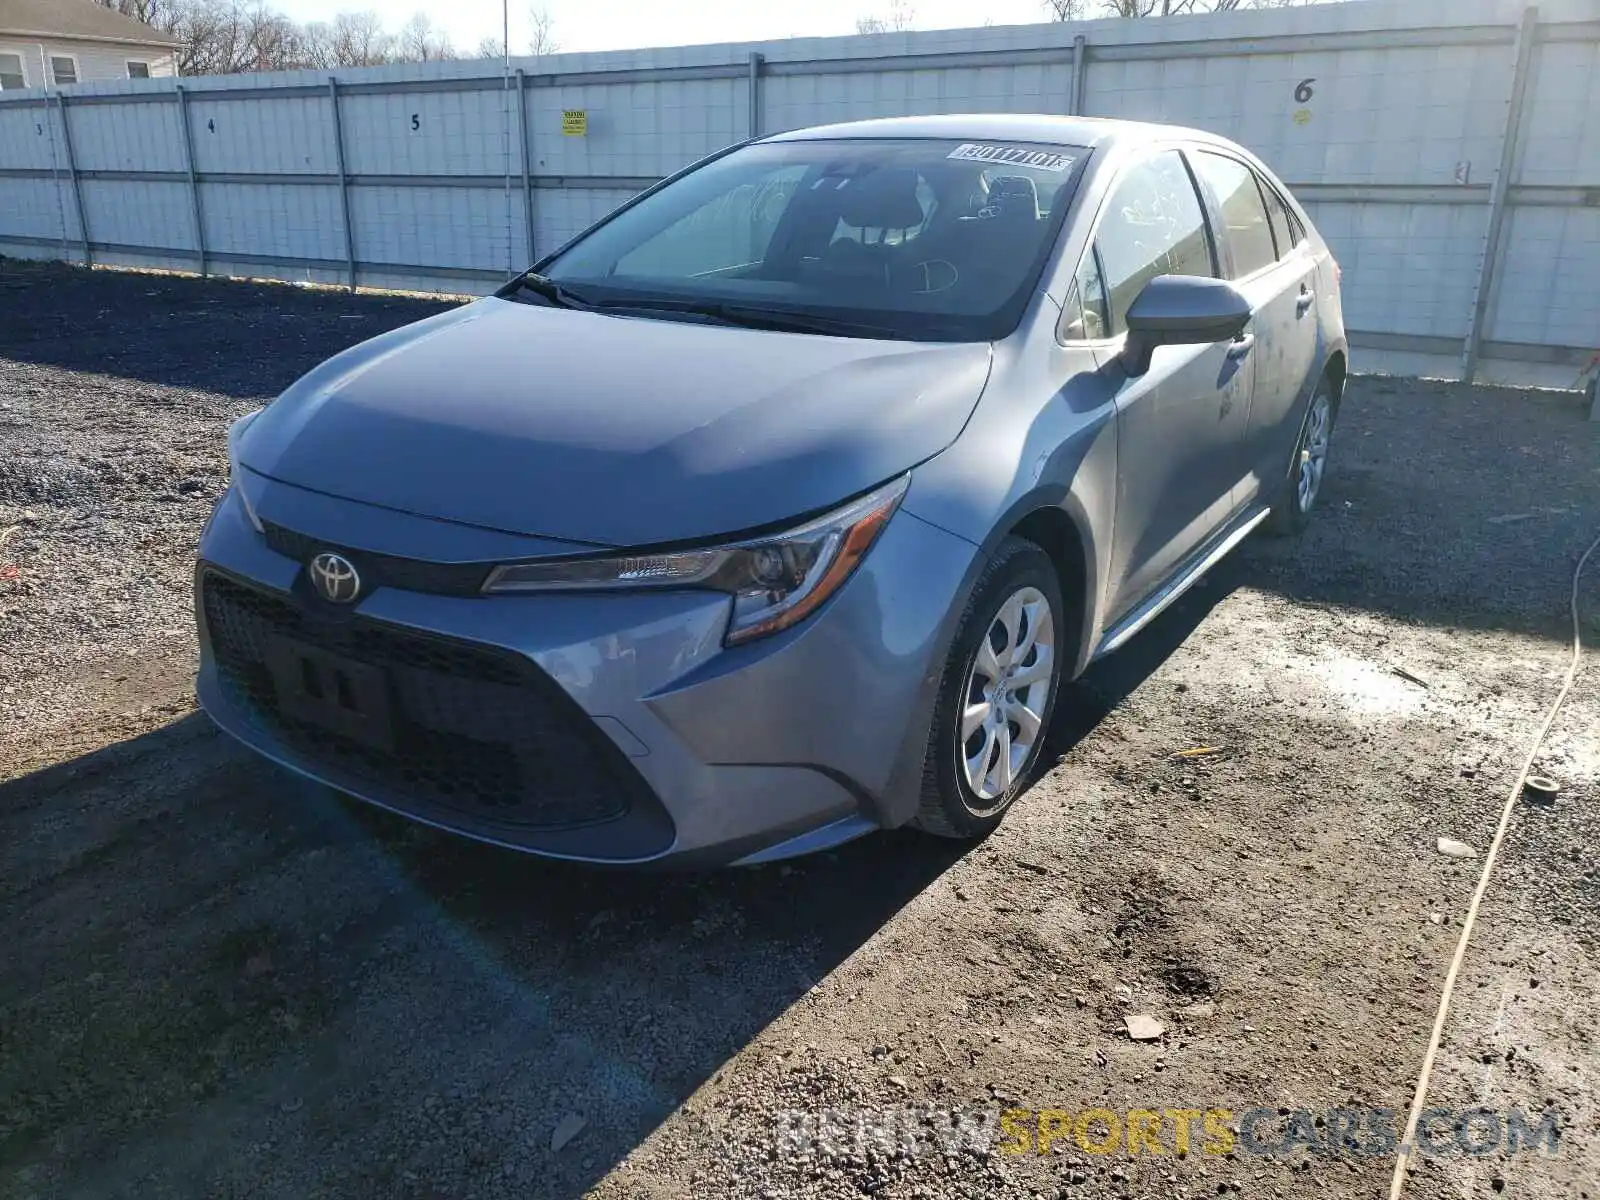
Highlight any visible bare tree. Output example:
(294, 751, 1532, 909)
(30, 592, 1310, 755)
(101, 0, 488, 73)
(328, 9, 394, 66)
(175, 2, 264, 75)
(246, 9, 312, 70)
(298, 21, 339, 69)
(396, 12, 455, 62)
(474, 35, 507, 59)
(95, 0, 180, 24)
(1045, 0, 1315, 16)
(856, 0, 915, 34)
(528, 6, 559, 56)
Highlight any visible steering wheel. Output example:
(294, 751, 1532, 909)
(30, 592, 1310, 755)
(907, 259, 959, 295)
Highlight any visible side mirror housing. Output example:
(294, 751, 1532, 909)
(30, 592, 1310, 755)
(1120, 275, 1252, 377)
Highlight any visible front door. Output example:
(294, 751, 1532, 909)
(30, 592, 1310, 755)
(1091, 149, 1253, 623)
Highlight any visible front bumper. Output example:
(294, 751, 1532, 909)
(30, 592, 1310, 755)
(194, 482, 980, 867)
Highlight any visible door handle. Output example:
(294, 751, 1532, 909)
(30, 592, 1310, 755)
(1226, 332, 1255, 359)
(1295, 285, 1315, 314)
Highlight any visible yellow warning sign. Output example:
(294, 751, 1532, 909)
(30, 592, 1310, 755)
(562, 109, 587, 136)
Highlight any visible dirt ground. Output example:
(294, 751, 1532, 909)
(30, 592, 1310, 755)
(1, 260, 1596, 1200)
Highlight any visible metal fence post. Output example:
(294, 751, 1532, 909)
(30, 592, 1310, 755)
(328, 76, 357, 292)
(1461, 5, 1538, 382)
(56, 94, 90, 268)
(748, 51, 763, 138)
(39, 96, 69, 264)
(1071, 34, 1088, 116)
(174, 84, 207, 277)
(517, 68, 534, 264)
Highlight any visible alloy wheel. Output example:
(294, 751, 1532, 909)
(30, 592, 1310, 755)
(1298, 391, 1332, 512)
(958, 585, 1056, 805)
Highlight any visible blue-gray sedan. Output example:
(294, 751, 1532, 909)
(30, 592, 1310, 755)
(197, 114, 1347, 866)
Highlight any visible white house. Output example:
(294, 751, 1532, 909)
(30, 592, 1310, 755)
(0, 0, 178, 91)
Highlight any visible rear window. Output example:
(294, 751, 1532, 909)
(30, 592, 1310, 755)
(1192, 151, 1277, 280)
(1258, 179, 1300, 257)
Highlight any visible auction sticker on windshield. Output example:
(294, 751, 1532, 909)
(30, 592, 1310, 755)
(947, 143, 1076, 171)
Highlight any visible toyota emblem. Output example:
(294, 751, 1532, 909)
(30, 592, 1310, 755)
(308, 551, 361, 604)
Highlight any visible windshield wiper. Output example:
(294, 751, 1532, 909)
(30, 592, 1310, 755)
(591, 297, 901, 339)
(503, 272, 596, 310)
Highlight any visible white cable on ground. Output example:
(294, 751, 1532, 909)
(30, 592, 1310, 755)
(1387, 528, 1600, 1200)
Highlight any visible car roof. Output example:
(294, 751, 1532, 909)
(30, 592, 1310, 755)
(760, 113, 1236, 153)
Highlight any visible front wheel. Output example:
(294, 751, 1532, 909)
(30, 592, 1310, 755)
(912, 537, 1065, 839)
(1265, 377, 1336, 537)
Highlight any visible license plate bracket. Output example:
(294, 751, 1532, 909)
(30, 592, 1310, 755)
(264, 635, 395, 753)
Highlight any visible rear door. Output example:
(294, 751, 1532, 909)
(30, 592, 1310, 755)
(1086, 149, 1254, 623)
(1189, 150, 1319, 507)
(1252, 175, 1321, 486)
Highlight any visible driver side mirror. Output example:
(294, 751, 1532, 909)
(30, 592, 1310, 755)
(1120, 275, 1252, 377)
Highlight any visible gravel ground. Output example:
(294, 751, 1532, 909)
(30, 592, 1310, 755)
(1, 260, 1597, 1200)
(0, 262, 455, 747)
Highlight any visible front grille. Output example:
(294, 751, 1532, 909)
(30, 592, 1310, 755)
(262, 521, 490, 597)
(201, 570, 647, 831)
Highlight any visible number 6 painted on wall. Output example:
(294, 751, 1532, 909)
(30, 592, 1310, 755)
(1294, 78, 1315, 103)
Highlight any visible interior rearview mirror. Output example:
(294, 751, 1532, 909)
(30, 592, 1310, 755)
(1120, 275, 1252, 377)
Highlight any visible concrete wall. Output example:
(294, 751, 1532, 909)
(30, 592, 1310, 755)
(0, 0, 1593, 387)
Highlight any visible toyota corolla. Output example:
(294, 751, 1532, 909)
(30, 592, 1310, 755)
(196, 114, 1347, 866)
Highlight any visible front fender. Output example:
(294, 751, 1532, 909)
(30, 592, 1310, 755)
(901, 337, 1119, 682)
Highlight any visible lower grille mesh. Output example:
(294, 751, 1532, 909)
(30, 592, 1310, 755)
(201, 570, 646, 831)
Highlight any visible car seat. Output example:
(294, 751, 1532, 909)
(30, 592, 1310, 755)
(818, 167, 927, 288)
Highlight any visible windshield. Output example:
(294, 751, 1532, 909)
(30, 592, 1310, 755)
(532, 137, 1088, 341)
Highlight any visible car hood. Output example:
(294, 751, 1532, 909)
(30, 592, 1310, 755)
(239, 298, 992, 548)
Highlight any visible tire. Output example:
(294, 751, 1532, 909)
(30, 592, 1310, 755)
(912, 537, 1066, 839)
(1265, 374, 1337, 538)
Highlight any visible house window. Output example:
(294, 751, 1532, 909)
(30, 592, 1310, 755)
(126, 60, 151, 79)
(50, 55, 77, 86)
(0, 52, 25, 90)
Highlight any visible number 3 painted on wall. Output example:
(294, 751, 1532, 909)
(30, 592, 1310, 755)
(1294, 78, 1316, 103)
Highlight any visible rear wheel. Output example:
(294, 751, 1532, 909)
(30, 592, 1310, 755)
(1265, 376, 1336, 537)
(912, 537, 1064, 839)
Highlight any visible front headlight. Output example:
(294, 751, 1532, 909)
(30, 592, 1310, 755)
(482, 475, 910, 646)
(227, 408, 265, 533)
